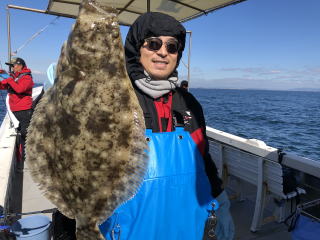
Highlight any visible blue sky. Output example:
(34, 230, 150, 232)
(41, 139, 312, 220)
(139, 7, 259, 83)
(0, 0, 319, 90)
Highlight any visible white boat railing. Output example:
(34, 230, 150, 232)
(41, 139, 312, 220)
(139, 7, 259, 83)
(0, 114, 17, 215)
(0, 86, 44, 218)
(206, 126, 319, 231)
(206, 126, 320, 179)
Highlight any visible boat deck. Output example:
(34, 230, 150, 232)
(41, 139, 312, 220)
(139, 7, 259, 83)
(19, 162, 292, 240)
(22, 163, 56, 218)
(228, 184, 291, 239)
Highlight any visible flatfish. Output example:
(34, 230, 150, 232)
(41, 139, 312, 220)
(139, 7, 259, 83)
(25, 0, 148, 239)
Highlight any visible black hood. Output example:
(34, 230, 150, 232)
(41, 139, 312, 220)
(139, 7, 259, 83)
(125, 12, 186, 81)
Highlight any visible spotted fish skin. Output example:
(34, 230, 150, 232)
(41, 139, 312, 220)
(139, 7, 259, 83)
(25, 0, 148, 239)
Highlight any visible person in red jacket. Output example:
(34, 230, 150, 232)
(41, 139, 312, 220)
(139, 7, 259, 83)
(0, 57, 34, 159)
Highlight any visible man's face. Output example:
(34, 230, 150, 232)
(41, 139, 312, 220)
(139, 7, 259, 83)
(139, 36, 178, 80)
(13, 64, 23, 73)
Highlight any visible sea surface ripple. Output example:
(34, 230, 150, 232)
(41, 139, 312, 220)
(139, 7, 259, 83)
(191, 88, 320, 161)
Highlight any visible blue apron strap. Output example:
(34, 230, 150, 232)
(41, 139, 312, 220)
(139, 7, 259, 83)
(100, 128, 215, 240)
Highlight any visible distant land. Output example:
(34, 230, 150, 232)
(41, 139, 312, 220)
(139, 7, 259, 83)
(30, 74, 320, 93)
(190, 87, 320, 92)
(288, 88, 320, 92)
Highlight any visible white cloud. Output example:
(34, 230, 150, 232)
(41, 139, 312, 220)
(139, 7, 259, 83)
(183, 65, 320, 90)
(269, 70, 281, 74)
(32, 71, 46, 84)
(32, 70, 44, 75)
(220, 67, 283, 75)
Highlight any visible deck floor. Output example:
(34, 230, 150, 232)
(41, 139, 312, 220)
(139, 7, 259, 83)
(230, 196, 291, 239)
(22, 163, 56, 218)
(19, 163, 293, 240)
(227, 178, 292, 240)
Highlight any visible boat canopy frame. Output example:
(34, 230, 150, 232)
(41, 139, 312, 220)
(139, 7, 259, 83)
(45, 0, 247, 26)
(6, 0, 247, 86)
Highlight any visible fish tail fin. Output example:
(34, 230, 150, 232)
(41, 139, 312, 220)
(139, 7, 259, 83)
(76, 218, 104, 240)
(76, 225, 104, 240)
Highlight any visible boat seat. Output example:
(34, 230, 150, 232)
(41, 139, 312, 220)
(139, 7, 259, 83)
(208, 140, 306, 232)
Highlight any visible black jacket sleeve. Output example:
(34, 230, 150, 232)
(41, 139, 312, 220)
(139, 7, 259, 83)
(174, 89, 223, 197)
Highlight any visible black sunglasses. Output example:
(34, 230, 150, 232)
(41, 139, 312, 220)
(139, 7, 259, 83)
(144, 37, 180, 54)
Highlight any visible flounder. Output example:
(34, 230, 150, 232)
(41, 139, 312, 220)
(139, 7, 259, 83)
(26, 0, 148, 239)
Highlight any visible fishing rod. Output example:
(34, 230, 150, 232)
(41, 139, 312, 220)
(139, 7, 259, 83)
(12, 16, 60, 56)
(0, 208, 57, 235)
(0, 208, 57, 219)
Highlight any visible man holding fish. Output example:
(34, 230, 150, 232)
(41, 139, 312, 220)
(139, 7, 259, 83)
(100, 11, 235, 240)
(26, 1, 234, 239)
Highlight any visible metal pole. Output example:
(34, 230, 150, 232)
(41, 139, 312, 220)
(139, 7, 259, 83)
(147, 0, 150, 12)
(7, 5, 47, 14)
(187, 31, 192, 88)
(6, 4, 47, 71)
(6, 6, 12, 70)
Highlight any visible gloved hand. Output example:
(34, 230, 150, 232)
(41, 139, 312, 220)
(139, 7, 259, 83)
(215, 190, 235, 240)
(0, 79, 8, 85)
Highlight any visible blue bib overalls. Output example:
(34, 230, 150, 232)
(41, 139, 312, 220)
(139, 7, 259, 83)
(99, 128, 215, 240)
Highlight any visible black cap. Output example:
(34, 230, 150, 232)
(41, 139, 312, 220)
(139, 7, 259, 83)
(180, 80, 188, 87)
(125, 12, 186, 81)
(5, 57, 26, 67)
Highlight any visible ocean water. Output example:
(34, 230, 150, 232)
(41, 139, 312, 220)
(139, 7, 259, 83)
(191, 89, 320, 161)
(0, 89, 319, 161)
(0, 91, 7, 121)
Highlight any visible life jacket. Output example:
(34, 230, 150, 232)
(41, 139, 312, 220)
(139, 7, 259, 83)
(7, 72, 32, 96)
(6, 69, 34, 112)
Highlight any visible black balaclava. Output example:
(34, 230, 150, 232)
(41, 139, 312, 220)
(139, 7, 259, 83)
(125, 12, 186, 82)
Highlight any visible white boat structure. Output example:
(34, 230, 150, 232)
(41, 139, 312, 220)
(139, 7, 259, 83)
(1, 0, 319, 239)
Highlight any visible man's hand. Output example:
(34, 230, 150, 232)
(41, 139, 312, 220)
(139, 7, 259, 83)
(215, 190, 235, 240)
(1, 78, 13, 85)
(1, 79, 8, 85)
